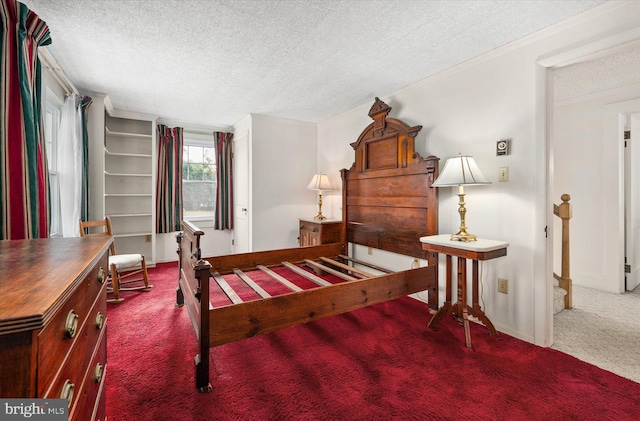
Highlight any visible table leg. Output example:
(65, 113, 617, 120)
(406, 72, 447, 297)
(458, 257, 472, 348)
(468, 259, 498, 337)
(428, 254, 453, 330)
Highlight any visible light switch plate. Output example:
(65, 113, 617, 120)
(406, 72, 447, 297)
(498, 167, 509, 182)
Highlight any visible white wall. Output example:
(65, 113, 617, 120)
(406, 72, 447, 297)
(85, 94, 107, 222)
(250, 114, 317, 251)
(317, 1, 640, 342)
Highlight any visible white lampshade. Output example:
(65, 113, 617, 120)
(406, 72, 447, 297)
(432, 155, 491, 187)
(307, 173, 333, 191)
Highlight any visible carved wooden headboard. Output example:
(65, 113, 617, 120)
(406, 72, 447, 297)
(341, 97, 439, 260)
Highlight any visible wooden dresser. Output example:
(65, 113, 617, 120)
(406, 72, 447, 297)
(299, 219, 342, 247)
(0, 236, 112, 421)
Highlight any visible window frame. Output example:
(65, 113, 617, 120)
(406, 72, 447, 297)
(182, 132, 216, 222)
(44, 87, 63, 237)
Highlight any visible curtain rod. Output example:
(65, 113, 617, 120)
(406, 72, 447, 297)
(39, 48, 79, 96)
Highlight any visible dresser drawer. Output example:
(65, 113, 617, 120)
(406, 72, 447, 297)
(70, 324, 107, 421)
(37, 252, 108, 395)
(42, 301, 105, 404)
(299, 220, 319, 234)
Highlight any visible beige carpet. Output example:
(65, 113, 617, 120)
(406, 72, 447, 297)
(552, 284, 640, 384)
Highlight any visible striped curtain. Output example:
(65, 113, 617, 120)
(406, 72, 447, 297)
(80, 96, 92, 222)
(0, 0, 52, 240)
(156, 125, 183, 233)
(214, 131, 233, 230)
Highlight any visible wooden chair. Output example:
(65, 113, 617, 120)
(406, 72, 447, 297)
(79, 217, 152, 303)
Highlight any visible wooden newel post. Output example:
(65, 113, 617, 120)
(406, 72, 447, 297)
(558, 194, 572, 309)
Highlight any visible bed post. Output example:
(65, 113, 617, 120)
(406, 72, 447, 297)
(425, 155, 439, 311)
(195, 258, 212, 393)
(340, 168, 348, 254)
(176, 232, 184, 307)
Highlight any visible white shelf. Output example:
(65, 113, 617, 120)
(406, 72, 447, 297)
(105, 126, 152, 139)
(105, 193, 152, 197)
(105, 171, 152, 177)
(108, 213, 152, 218)
(104, 114, 155, 265)
(113, 232, 152, 238)
(104, 148, 152, 158)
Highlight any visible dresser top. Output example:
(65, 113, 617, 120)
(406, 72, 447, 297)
(0, 236, 112, 335)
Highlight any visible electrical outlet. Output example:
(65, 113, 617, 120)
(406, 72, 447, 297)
(498, 167, 509, 182)
(498, 278, 508, 294)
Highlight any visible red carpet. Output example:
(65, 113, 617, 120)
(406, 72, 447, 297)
(106, 262, 640, 420)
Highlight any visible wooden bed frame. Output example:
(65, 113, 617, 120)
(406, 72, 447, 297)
(177, 98, 440, 391)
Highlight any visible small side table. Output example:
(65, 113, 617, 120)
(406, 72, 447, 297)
(299, 219, 342, 247)
(420, 234, 508, 348)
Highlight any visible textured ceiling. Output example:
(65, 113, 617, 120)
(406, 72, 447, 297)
(554, 42, 640, 102)
(27, 0, 606, 127)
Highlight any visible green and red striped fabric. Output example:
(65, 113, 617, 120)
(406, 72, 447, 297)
(1, 0, 51, 240)
(156, 124, 183, 233)
(214, 131, 233, 230)
(80, 96, 92, 223)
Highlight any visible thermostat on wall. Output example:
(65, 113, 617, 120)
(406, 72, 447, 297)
(497, 139, 510, 156)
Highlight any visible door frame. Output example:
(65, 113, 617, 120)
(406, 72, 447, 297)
(626, 112, 640, 291)
(535, 26, 640, 346)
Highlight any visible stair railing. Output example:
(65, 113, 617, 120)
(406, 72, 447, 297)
(553, 194, 572, 309)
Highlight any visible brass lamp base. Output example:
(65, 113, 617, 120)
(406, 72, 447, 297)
(450, 231, 477, 242)
(314, 192, 327, 221)
(451, 189, 478, 242)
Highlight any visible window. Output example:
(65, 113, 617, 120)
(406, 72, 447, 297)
(44, 88, 62, 237)
(182, 134, 216, 220)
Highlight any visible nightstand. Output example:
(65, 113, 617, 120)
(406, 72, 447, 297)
(420, 234, 509, 348)
(299, 219, 342, 247)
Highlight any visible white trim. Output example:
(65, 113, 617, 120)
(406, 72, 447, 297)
(159, 118, 232, 134)
(39, 48, 78, 95)
(537, 24, 640, 69)
(532, 63, 553, 347)
(555, 82, 640, 108)
(107, 106, 157, 122)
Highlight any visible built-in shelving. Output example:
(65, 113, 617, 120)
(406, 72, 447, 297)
(104, 114, 156, 262)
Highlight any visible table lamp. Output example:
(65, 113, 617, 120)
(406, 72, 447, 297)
(432, 154, 491, 242)
(307, 173, 333, 220)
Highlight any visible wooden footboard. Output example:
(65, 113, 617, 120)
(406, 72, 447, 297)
(176, 98, 440, 392)
(177, 221, 435, 391)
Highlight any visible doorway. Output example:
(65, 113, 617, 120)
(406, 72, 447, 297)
(625, 112, 640, 291)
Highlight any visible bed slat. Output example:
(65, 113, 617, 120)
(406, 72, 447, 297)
(233, 269, 271, 298)
(338, 255, 393, 274)
(282, 262, 332, 287)
(212, 272, 244, 305)
(304, 260, 360, 281)
(319, 257, 375, 278)
(257, 265, 303, 292)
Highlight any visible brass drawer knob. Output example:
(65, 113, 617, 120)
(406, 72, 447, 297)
(95, 312, 104, 330)
(97, 267, 105, 284)
(64, 310, 79, 338)
(60, 379, 75, 407)
(94, 363, 104, 383)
